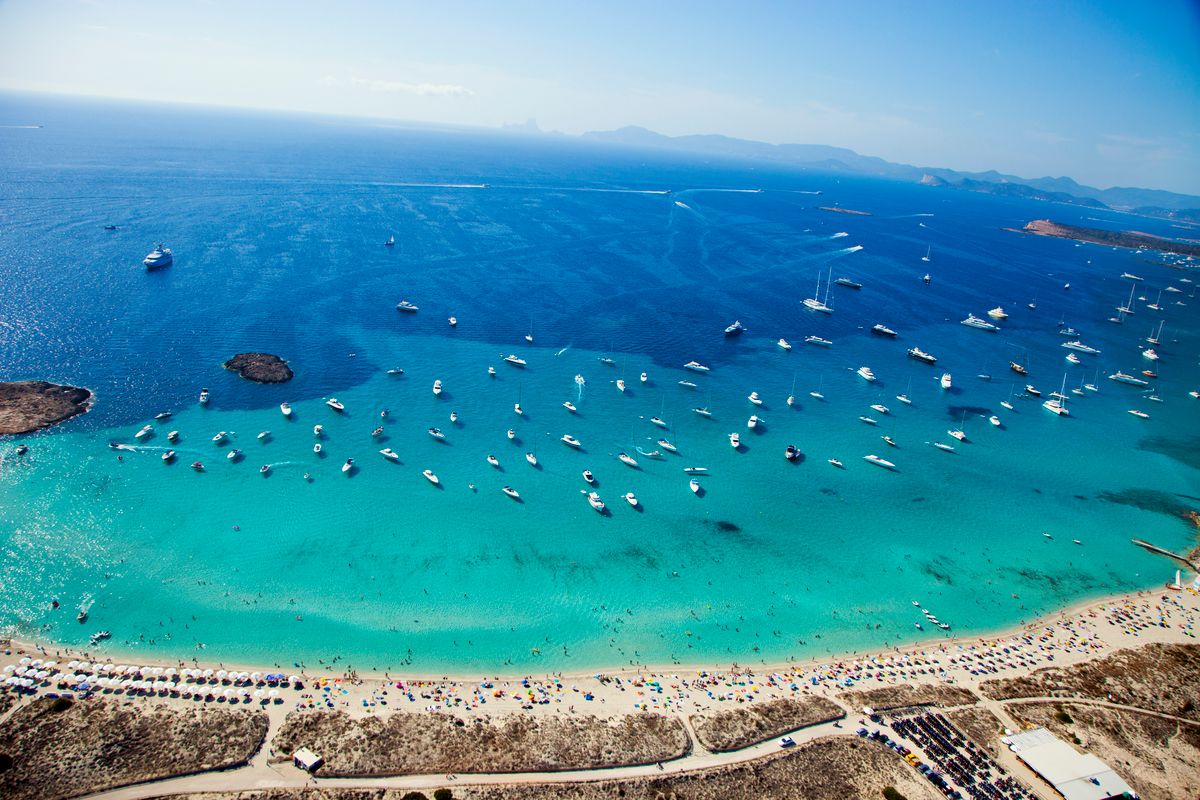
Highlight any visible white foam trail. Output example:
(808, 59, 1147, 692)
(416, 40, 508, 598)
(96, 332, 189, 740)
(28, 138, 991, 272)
(843, 245, 864, 253)
(555, 346, 570, 357)
(674, 201, 691, 209)
(830, 231, 849, 239)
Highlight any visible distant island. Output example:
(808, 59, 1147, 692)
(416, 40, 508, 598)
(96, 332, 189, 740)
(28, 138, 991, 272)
(1018, 219, 1200, 257)
(818, 206, 871, 216)
(223, 353, 294, 384)
(0, 380, 93, 435)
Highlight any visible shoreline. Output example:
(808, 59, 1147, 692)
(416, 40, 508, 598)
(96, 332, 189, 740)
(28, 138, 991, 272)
(8, 579, 1190, 688)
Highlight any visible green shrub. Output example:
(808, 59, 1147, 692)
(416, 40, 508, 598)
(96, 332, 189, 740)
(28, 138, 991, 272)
(1055, 709, 1073, 724)
(434, 790, 453, 800)
(0, 752, 13, 773)
(48, 697, 73, 714)
(882, 787, 908, 800)
(400, 793, 429, 800)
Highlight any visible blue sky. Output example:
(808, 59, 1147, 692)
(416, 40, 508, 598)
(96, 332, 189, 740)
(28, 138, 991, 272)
(1, 0, 1197, 193)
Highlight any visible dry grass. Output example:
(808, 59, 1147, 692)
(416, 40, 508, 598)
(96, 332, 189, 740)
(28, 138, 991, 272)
(980, 643, 1200, 721)
(689, 696, 845, 752)
(152, 736, 941, 800)
(1008, 702, 1200, 800)
(943, 707, 1005, 749)
(0, 697, 267, 800)
(841, 683, 978, 712)
(272, 711, 689, 775)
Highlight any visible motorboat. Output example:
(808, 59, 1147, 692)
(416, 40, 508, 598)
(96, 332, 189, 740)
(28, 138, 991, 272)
(748, 391, 763, 405)
(396, 300, 419, 312)
(325, 398, 345, 412)
(693, 406, 712, 417)
(166, 430, 179, 441)
(908, 347, 937, 364)
(387, 368, 405, 376)
(1009, 361, 1028, 376)
(313, 424, 323, 437)
(777, 338, 792, 350)
(804, 335, 833, 347)
(882, 435, 897, 448)
(617, 452, 638, 468)
(428, 427, 446, 441)
(683, 466, 708, 474)
(1128, 409, 1150, 419)
(988, 416, 1001, 426)
(135, 424, 153, 439)
(960, 314, 999, 331)
(683, 361, 711, 372)
(678, 380, 698, 389)
(380, 448, 399, 461)
(227, 448, 242, 461)
(862, 454, 897, 470)
(1025, 385, 1041, 396)
(689, 478, 701, 494)
(747, 415, 760, 429)
(501, 486, 520, 500)
(487, 454, 500, 467)
(198, 388, 210, 404)
(422, 468, 440, 484)
(433, 380, 443, 396)
(260, 464, 271, 474)
(503, 354, 527, 367)
(563, 401, 577, 413)
(785, 444, 800, 461)
(525, 452, 538, 466)
(341, 458, 354, 473)
(1142, 348, 1159, 361)
(586, 491, 606, 512)
(939, 373, 952, 390)
(191, 461, 204, 471)
(1142, 369, 1157, 378)
(211, 431, 227, 443)
(582, 469, 595, 483)
(1061, 341, 1101, 355)
(162, 450, 175, 462)
(280, 402, 292, 417)
(729, 432, 740, 448)
(922, 273, 931, 284)
(1108, 371, 1149, 387)
(616, 379, 626, 392)
(154, 411, 172, 420)
(858, 416, 877, 426)
(257, 430, 270, 440)
(828, 458, 843, 468)
(507, 429, 516, 440)
(658, 439, 677, 453)
(1065, 353, 1081, 364)
(143, 243, 173, 269)
(624, 492, 639, 507)
(487, 367, 496, 377)
(856, 366, 876, 382)
(372, 426, 384, 437)
(834, 277, 862, 289)
(449, 412, 458, 424)
(598, 356, 616, 365)
(724, 320, 745, 336)
(561, 434, 582, 448)
(987, 306, 1008, 320)
(313, 443, 322, 454)
(649, 416, 667, 428)
(448, 316, 457, 327)
(640, 372, 648, 383)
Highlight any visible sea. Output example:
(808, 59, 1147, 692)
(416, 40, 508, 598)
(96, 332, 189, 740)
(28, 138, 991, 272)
(1, 92, 1198, 675)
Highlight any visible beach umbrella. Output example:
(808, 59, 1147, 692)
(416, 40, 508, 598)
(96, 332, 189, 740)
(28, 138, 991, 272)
(223, 688, 235, 698)
(268, 689, 280, 698)
(216, 669, 228, 680)
(2, 665, 13, 673)
(250, 672, 261, 682)
(19, 657, 31, 666)
(202, 668, 214, 678)
(30, 659, 43, 668)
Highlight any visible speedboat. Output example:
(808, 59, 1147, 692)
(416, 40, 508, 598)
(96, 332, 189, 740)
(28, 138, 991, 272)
(989, 415, 1001, 426)
(154, 411, 172, 420)
(858, 416, 877, 426)
(922, 273, 931, 284)
(784, 444, 800, 461)
(863, 454, 897, 470)
(387, 368, 405, 376)
(693, 407, 713, 417)
(313, 443, 322, 453)
(341, 458, 354, 473)
(166, 430, 179, 441)
(561, 434, 582, 448)
(908, 347, 937, 364)
(871, 324, 897, 337)
(870, 404, 889, 414)
(143, 243, 173, 269)
(828, 458, 843, 468)
(724, 320, 745, 336)
(191, 461, 204, 471)
(325, 398, 345, 412)
(280, 403, 292, 417)
(882, 435, 897, 447)
(689, 478, 701, 494)
(227, 448, 242, 461)
(211, 431, 227, 443)
(1062, 341, 1101, 355)
(747, 415, 760, 429)
(678, 380, 698, 389)
(503, 354, 527, 367)
(683, 466, 708, 474)
(449, 412, 458, 424)
(199, 388, 210, 404)
(1142, 369, 1157, 378)
(432, 380, 443, 396)
(507, 429, 516, 440)
(525, 452, 538, 466)
(422, 468, 440, 484)
(586, 491, 606, 512)
(639, 372, 648, 383)
(615, 379, 626, 392)
(582, 469, 595, 483)
(683, 361, 710, 372)
(658, 439, 677, 453)
(804, 335, 832, 347)
(834, 277, 862, 289)
(856, 366, 876, 382)
(428, 427, 446, 441)
(987, 306, 1008, 320)
(624, 492, 639, 507)
(372, 426, 384, 437)
(729, 432, 740, 448)
(563, 401, 577, 413)
(313, 424, 323, 436)
(1065, 353, 1081, 364)
(395, 300, 419, 312)
(748, 391, 763, 405)
(777, 338, 792, 350)
(649, 416, 667, 428)
(501, 486, 520, 500)
(448, 316, 457, 327)
(380, 448, 399, 461)
(1025, 385, 1041, 396)
(617, 452, 639, 468)
(939, 373, 952, 389)
(260, 464, 271, 474)
(960, 314, 999, 331)
(1142, 348, 1159, 361)
(487, 454, 500, 467)
(1128, 409, 1150, 419)
(135, 424, 153, 439)
(162, 450, 175, 462)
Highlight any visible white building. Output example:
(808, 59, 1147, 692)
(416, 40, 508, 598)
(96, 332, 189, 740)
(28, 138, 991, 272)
(1004, 727, 1137, 800)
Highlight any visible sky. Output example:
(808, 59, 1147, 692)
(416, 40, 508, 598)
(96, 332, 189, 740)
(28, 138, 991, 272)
(1, 0, 1198, 194)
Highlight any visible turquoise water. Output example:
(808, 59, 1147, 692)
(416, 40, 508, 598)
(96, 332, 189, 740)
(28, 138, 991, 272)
(1, 93, 1198, 674)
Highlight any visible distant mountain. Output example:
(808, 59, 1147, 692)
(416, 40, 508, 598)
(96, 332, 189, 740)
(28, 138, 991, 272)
(580, 126, 1200, 215)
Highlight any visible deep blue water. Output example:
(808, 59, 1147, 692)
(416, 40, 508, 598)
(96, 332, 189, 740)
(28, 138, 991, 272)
(1, 92, 1198, 674)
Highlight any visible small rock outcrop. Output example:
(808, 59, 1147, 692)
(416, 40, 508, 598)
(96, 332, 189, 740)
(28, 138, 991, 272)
(223, 353, 294, 384)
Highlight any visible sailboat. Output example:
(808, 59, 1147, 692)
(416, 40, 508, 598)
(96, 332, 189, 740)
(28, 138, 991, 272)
(921, 246, 931, 263)
(514, 383, 524, 416)
(786, 372, 797, 407)
(1043, 374, 1070, 416)
(803, 267, 834, 313)
(948, 410, 969, 441)
(809, 376, 824, 400)
(896, 377, 913, 405)
(1147, 320, 1164, 345)
(1146, 289, 1163, 312)
(525, 317, 534, 343)
(1116, 283, 1136, 316)
(1000, 385, 1015, 410)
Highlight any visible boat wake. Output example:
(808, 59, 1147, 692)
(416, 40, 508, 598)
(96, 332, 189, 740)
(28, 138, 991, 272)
(673, 201, 691, 210)
(830, 231, 849, 239)
(555, 345, 571, 357)
(840, 245, 864, 254)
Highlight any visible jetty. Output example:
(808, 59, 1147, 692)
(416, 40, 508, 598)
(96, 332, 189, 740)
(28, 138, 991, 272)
(1131, 538, 1199, 573)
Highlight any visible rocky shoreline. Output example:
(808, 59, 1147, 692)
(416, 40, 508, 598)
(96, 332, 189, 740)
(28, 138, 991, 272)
(1018, 218, 1200, 256)
(223, 353, 294, 384)
(0, 380, 93, 435)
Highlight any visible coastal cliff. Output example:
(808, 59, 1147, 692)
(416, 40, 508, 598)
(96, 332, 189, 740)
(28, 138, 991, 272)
(0, 380, 93, 435)
(222, 353, 294, 384)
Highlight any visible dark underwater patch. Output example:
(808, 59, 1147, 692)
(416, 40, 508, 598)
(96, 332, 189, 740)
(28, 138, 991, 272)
(1097, 487, 1193, 521)
(1137, 435, 1200, 471)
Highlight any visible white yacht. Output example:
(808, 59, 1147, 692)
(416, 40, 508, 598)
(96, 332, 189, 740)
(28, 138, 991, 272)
(427, 427, 446, 441)
(422, 468, 440, 485)
(563, 400, 577, 413)
(226, 448, 241, 461)
(617, 452, 638, 468)
(487, 454, 500, 467)
(729, 432, 740, 448)
(871, 323, 897, 337)
(804, 335, 833, 347)
(586, 491, 606, 512)
(162, 449, 175, 462)
(1128, 409, 1150, 419)
(1062, 341, 1101, 355)
(748, 391, 763, 405)
(689, 478, 701, 494)
(777, 338, 792, 350)
(616, 379, 626, 392)
(582, 469, 595, 483)
(501, 486, 520, 500)
(135, 424, 153, 439)
(624, 492, 639, 508)
(326, 398, 345, 412)
(939, 373, 952, 390)
(908, 347, 937, 364)
(856, 366, 876, 382)
(1142, 348, 1159, 361)
(803, 266, 834, 313)
(380, 448, 399, 461)
(870, 404, 889, 415)
(503, 354, 527, 367)
(280, 402, 292, 417)
(198, 388, 210, 404)
(683, 361, 710, 372)
(640, 372, 648, 383)
(341, 458, 354, 473)
(432, 380, 443, 396)
(747, 415, 760, 429)
(525, 452, 538, 466)
(396, 300, 419, 312)
(987, 306, 1008, 320)
(862, 454, 897, 470)
(143, 243, 173, 269)
(561, 434, 582, 448)
(960, 314, 1000, 331)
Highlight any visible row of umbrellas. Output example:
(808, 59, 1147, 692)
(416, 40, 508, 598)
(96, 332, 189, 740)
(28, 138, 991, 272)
(8, 657, 299, 684)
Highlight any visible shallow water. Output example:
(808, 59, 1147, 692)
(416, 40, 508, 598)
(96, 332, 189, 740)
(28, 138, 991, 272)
(1, 93, 1198, 673)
